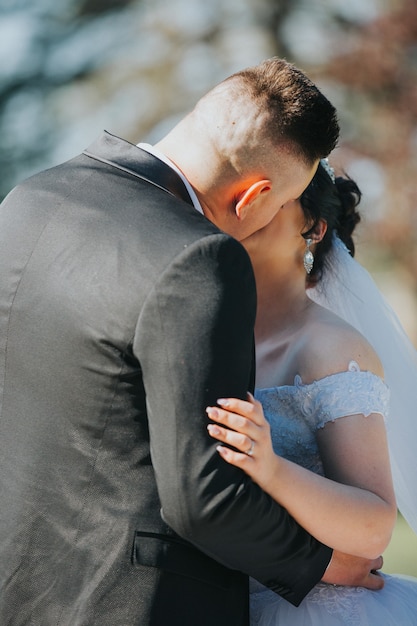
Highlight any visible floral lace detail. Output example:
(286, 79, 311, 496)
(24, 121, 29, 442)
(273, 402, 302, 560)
(255, 362, 389, 476)
(249, 583, 369, 625)
(306, 583, 368, 625)
(250, 571, 417, 624)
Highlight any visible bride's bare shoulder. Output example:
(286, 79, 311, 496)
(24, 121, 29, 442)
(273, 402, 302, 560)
(299, 303, 384, 384)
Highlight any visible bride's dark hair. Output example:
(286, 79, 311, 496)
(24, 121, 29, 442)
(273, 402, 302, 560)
(300, 161, 362, 285)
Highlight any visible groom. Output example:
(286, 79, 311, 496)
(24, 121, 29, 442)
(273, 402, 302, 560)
(0, 58, 382, 625)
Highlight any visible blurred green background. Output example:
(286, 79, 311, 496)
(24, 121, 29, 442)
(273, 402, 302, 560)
(2, 0, 416, 575)
(385, 514, 417, 576)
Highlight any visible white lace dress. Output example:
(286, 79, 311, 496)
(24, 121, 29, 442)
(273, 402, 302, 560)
(250, 362, 417, 625)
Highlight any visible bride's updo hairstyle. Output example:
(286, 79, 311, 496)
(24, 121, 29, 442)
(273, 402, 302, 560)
(300, 160, 362, 285)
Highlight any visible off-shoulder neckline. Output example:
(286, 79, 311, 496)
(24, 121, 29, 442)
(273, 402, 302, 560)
(256, 361, 386, 394)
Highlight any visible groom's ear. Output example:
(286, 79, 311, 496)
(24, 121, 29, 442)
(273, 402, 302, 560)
(235, 180, 271, 220)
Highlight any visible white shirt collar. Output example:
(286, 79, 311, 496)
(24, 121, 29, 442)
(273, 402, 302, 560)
(137, 143, 204, 215)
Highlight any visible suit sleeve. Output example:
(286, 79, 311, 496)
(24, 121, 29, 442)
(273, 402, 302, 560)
(133, 233, 332, 606)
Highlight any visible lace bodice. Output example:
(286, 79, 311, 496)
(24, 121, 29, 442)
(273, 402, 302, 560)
(255, 360, 390, 478)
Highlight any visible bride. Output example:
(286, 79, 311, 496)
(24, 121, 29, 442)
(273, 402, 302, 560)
(206, 160, 417, 625)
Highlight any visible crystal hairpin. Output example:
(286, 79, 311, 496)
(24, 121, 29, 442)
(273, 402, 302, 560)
(321, 158, 335, 183)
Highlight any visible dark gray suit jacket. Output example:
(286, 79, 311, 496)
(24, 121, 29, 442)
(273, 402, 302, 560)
(0, 131, 331, 625)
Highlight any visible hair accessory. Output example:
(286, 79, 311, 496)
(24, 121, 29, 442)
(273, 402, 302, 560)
(303, 238, 314, 274)
(321, 158, 335, 183)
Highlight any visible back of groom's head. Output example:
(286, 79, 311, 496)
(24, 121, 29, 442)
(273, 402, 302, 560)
(205, 57, 339, 165)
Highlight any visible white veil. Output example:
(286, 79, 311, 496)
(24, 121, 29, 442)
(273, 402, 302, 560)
(308, 235, 417, 535)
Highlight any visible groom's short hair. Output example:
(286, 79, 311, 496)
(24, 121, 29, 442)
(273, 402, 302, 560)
(223, 57, 339, 164)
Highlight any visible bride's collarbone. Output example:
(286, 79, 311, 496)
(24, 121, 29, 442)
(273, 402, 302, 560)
(255, 340, 305, 389)
(255, 323, 332, 388)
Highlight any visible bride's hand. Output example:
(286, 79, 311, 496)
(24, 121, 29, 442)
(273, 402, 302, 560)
(206, 393, 279, 490)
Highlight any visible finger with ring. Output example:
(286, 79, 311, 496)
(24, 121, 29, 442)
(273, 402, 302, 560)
(246, 439, 255, 456)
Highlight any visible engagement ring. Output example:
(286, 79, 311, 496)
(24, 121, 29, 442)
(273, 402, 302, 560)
(246, 440, 255, 456)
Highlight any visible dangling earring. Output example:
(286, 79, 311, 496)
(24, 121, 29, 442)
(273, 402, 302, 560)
(303, 238, 314, 274)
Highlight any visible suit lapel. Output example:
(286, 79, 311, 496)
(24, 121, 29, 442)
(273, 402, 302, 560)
(83, 131, 194, 206)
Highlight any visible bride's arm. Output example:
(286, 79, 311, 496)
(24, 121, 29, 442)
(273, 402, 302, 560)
(207, 394, 397, 560)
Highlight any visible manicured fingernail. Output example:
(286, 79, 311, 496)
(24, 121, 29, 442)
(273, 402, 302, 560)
(207, 424, 220, 435)
(206, 407, 218, 418)
(217, 398, 229, 407)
